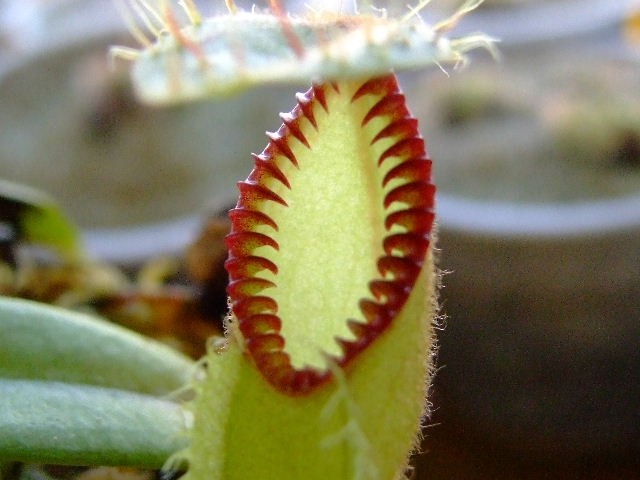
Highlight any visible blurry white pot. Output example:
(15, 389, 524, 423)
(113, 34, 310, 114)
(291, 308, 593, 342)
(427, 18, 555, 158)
(435, 193, 640, 460)
(0, 15, 296, 265)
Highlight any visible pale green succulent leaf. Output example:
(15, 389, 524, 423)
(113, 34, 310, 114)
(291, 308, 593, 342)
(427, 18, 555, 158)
(0, 379, 188, 467)
(0, 297, 194, 395)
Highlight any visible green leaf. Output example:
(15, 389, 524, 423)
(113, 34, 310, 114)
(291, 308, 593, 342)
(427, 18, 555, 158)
(0, 179, 83, 261)
(0, 297, 194, 395)
(117, 1, 495, 105)
(0, 379, 188, 467)
(180, 75, 438, 479)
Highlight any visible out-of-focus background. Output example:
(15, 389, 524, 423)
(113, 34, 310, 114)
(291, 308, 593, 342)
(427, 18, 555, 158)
(0, 0, 300, 263)
(1, 0, 639, 478)
(407, 1, 640, 478)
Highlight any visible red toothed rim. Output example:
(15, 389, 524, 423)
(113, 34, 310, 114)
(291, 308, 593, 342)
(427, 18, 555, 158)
(225, 74, 435, 395)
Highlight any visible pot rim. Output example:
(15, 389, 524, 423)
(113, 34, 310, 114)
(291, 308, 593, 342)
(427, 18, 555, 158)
(438, 192, 640, 238)
(82, 215, 202, 265)
(1, 19, 206, 266)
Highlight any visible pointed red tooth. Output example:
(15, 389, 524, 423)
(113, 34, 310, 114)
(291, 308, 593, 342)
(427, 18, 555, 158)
(261, 355, 296, 389)
(290, 368, 326, 394)
(359, 299, 392, 330)
(335, 337, 363, 359)
(382, 159, 432, 187)
(377, 256, 421, 283)
(346, 318, 369, 337)
(238, 181, 287, 207)
(266, 131, 299, 167)
(227, 278, 276, 298)
(225, 256, 278, 278)
(312, 84, 328, 112)
(256, 353, 295, 388)
(246, 333, 286, 355)
(262, 351, 291, 370)
(369, 279, 406, 308)
(251, 152, 270, 163)
(385, 208, 435, 234)
(378, 138, 425, 166)
(279, 112, 310, 148)
(362, 93, 410, 126)
(229, 208, 278, 231)
(384, 182, 436, 209)
(352, 75, 399, 102)
(383, 233, 429, 261)
(238, 314, 282, 337)
(296, 91, 317, 129)
(251, 153, 292, 189)
(371, 118, 419, 144)
(225, 232, 279, 257)
(233, 295, 278, 317)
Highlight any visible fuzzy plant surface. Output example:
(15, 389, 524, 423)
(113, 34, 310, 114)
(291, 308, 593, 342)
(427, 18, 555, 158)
(0, 297, 193, 466)
(114, 0, 495, 104)
(176, 73, 438, 480)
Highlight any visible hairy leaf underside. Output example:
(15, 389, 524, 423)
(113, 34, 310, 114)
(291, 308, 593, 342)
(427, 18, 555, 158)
(225, 73, 435, 395)
(126, 7, 495, 104)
